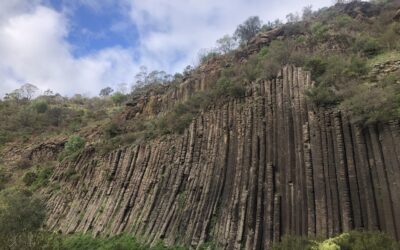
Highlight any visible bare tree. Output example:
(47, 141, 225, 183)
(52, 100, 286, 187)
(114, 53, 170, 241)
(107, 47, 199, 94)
(216, 35, 237, 54)
(302, 5, 313, 21)
(20, 83, 39, 100)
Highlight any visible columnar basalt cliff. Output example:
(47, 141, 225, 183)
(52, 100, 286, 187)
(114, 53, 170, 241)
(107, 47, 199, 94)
(44, 65, 400, 249)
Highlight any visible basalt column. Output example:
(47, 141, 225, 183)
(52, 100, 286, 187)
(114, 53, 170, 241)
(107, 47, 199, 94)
(45, 66, 400, 249)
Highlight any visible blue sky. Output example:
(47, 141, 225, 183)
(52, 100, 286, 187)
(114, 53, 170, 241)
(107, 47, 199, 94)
(0, 0, 333, 97)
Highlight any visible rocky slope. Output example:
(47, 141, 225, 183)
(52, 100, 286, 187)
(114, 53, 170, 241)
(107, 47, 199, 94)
(44, 65, 400, 249)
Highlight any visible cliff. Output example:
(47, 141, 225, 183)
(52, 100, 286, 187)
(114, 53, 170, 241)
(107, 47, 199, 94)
(44, 65, 400, 249)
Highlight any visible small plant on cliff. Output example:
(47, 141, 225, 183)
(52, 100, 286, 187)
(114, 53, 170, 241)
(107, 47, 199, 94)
(59, 135, 85, 161)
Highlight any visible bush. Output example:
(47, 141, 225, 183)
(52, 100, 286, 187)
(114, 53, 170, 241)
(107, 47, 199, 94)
(272, 235, 315, 250)
(59, 135, 85, 161)
(215, 77, 246, 98)
(306, 84, 341, 107)
(331, 231, 400, 250)
(310, 22, 329, 41)
(31, 100, 48, 113)
(22, 172, 37, 186)
(104, 122, 122, 139)
(0, 188, 46, 235)
(272, 231, 400, 250)
(340, 72, 400, 124)
(304, 57, 328, 78)
(353, 35, 382, 57)
(0, 167, 10, 190)
(31, 165, 54, 190)
(61, 234, 187, 250)
(111, 92, 127, 106)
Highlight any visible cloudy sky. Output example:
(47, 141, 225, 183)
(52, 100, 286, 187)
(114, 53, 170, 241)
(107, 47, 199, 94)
(0, 0, 333, 97)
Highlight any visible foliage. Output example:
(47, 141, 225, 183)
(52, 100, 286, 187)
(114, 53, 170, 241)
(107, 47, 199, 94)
(30, 165, 54, 190)
(198, 49, 220, 64)
(61, 234, 187, 250)
(31, 100, 49, 113)
(99, 87, 114, 97)
(22, 172, 38, 186)
(59, 135, 85, 161)
(272, 235, 316, 250)
(0, 167, 10, 190)
(104, 122, 122, 139)
(111, 92, 127, 106)
(340, 71, 400, 124)
(234, 16, 262, 44)
(272, 231, 400, 250)
(0, 188, 45, 236)
(216, 35, 237, 54)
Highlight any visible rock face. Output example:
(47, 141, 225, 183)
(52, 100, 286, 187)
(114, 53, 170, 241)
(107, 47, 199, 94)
(45, 66, 400, 249)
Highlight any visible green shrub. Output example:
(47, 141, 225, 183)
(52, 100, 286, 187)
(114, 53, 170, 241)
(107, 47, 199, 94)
(61, 234, 187, 250)
(304, 57, 328, 78)
(272, 235, 316, 250)
(31, 100, 48, 113)
(353, 35, 382, 57)
(31, 165, 54, 189)
(104, 122, 122, 138)
(111, 92, 127, 106)
(215, 77, 246, 98)
(272, 231, 400, 250)
(306, 84, 340, 107)
(318, 231, 400, 250)
(22, 172, 37, 186)
(59, 135, 85, 161)
(0, 167, 10, 190)
(0, 188, 46, 235)
(310, 22, 329, 41)
(340, 72, 400, 124)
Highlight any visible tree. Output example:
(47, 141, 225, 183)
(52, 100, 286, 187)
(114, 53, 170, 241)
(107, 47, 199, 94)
(43, 89, 54, 96)
(198, 48, 219, 64)
(286, 13, 300, 23)
(0, 189, 46, 236)
(302, 5, 313, 21)
(99, 87, 114, 97)
(20, 83, 39, 100)
(234, 16, 262, 44)
(216, 35, 237, 54)
(116, 83, 128, 94)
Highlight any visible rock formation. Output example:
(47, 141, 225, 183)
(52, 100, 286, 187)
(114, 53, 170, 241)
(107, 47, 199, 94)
(44, 65, 400, 249)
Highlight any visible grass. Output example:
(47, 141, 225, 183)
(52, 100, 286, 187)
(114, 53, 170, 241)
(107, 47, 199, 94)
(367, 51, 400, 67)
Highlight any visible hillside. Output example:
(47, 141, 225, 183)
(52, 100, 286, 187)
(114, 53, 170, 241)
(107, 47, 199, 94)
(1, 1, 400, 249)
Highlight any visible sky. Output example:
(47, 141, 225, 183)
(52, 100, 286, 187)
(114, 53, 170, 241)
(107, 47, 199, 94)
(0, 0, 333, 98)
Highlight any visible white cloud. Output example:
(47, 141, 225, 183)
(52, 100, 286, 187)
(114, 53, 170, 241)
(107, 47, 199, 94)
(127, 0, 333, 72)
(0, 2, 138, 97)
(0, 0, 333, 98)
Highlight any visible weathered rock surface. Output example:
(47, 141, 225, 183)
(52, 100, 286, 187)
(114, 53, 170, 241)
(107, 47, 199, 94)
(45, 66, 400, 249)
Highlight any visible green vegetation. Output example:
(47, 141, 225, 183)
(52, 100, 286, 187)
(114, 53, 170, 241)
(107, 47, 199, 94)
(61, 234, 186, 250)
(0, 188, 50, 249)
(0, 90, 115, 147)
(59, 135, 86, 161)
(272, 231, 400, 250)
(0, 187, 187, 249)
